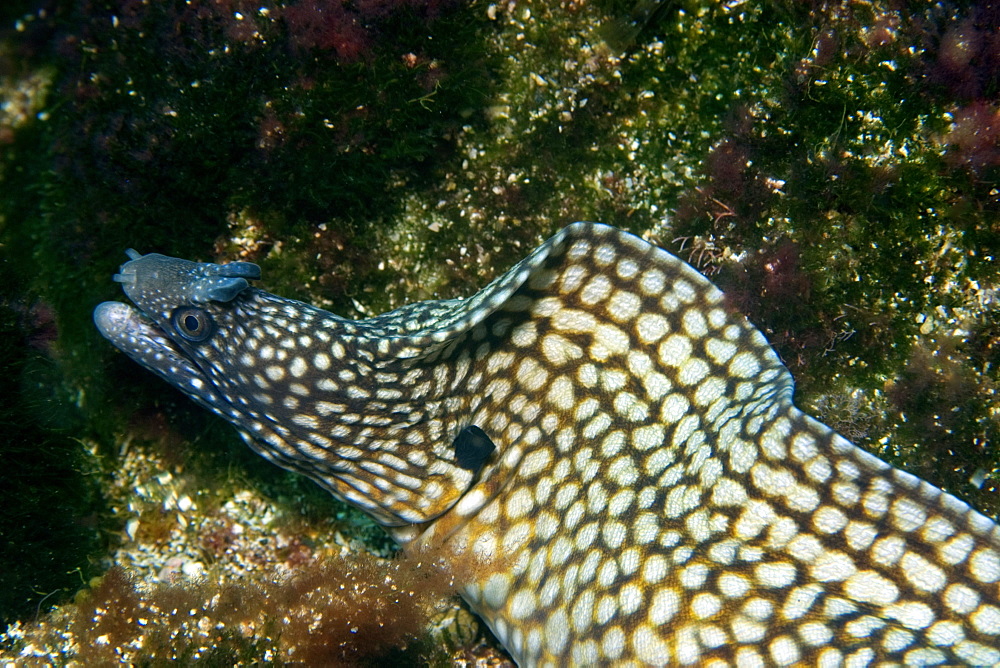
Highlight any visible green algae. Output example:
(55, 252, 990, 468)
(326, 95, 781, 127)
(1, 0, 998, 662)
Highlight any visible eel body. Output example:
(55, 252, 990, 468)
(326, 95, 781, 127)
(94, 223, 1000, 666)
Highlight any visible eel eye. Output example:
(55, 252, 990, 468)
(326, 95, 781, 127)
(172, 307, 214, 342)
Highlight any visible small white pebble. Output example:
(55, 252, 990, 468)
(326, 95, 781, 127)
(181, 561, 206, 579)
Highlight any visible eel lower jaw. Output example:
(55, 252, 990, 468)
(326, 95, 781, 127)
(93, 301, 214, 404)
(94, 301, 173, 356)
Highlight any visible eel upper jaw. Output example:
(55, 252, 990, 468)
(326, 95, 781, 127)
(93, 301, 220, 410)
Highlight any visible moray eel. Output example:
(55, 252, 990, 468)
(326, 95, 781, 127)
(94, 223, 1000, 666)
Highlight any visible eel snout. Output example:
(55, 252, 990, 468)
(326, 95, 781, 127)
(93, 300, 143, 340)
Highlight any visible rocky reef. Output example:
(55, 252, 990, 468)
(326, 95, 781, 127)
(1, 0, 996, 663)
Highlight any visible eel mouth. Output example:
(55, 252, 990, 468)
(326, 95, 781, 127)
(93, 301, 211, 396)
(94, 300, 173, 355)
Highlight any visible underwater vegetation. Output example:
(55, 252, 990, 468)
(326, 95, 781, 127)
(1, 0, 998, 662)
(9, 554, 460, 666)
(1, 0, 499, 654)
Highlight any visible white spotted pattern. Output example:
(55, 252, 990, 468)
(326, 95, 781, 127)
(97, 223, 1000, 667)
